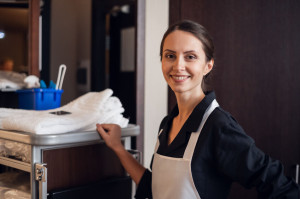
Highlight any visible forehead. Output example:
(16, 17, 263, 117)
(163, 30, 203, 51)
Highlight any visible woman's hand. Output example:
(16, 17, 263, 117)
(96, 123, 146, 185)
(96, 123, 123, 152)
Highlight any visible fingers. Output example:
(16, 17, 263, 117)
(96, 124, 109, 139)
(96, 123, 123, 151)
(101, 123, 121, 132)
(96, 123, 121, 137)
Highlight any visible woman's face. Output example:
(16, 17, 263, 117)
(161, 30, 213, 96)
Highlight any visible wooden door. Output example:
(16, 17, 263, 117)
(169, 0, 300, 198)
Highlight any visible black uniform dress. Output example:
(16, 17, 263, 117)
(135, 91, 300, 199)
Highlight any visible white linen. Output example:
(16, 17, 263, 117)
(0, 139, 31, 163)
(0, 71, 26, 90)
(0, 89, 129, 134)
(23, 75, 40, 88)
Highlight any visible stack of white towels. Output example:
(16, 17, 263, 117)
(0, 89, 129, 134)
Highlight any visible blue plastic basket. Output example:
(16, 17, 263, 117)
(17, 88, 63, 110)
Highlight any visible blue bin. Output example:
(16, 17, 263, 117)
(17, 88, 63, 110)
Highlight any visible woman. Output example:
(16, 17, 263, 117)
(96, 20, 299, 198)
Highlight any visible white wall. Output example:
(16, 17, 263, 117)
(143, 0, 169, 167)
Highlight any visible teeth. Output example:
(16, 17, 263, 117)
(172, 76, 188, 80)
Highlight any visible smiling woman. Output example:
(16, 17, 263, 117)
(97, 20, 300, 199)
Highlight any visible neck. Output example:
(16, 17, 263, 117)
(174, 90, 205, 123)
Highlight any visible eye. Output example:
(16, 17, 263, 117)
(185, 54, 197, 60)
(164, 53, 176, 60)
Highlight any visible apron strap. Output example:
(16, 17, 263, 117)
(183, 99, 219, 160)
(154, 129, 164, 153)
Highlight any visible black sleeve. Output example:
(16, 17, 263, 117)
(214, 120, 300, 198)
(135, 169, 153, 199)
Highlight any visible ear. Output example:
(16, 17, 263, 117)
(204, 59, 214, 76)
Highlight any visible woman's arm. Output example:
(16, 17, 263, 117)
(96, 123, 146, 185)
(214, 121, 300, 198)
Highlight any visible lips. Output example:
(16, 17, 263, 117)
(170, 75, 190, 81)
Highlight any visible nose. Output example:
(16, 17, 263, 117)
(173, 56, 185, 71)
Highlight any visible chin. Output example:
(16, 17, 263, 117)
(170, 84, 203, 95)
(170, 87, 187, 94)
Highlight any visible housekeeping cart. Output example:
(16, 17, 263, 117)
(0, 124, 140, 199)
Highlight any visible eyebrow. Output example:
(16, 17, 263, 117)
(163, 49, 198, 54)
(163, 49, 176, 53)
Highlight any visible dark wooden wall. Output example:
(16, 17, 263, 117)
(169, 0, 300, 198)
(28, 0, 40, 76)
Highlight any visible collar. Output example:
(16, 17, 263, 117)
(161, 91, 216, 133)
(157, 91, 217, 155)
(184, 91, 216, 132)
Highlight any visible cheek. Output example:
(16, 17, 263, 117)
(186, 64, 203, 76)
(161, 61, 170, 74)
(161, 67, 171, 83)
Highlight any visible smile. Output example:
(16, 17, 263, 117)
(171, 75, 190, 81)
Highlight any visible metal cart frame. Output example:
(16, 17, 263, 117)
(0, 124, 139, 199)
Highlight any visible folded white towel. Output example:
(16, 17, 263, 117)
(0, 89, 129, 134)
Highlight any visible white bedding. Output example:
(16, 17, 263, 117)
(0, 89, 129, 134)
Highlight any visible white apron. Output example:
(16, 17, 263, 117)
(152, 99, 219, 199)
